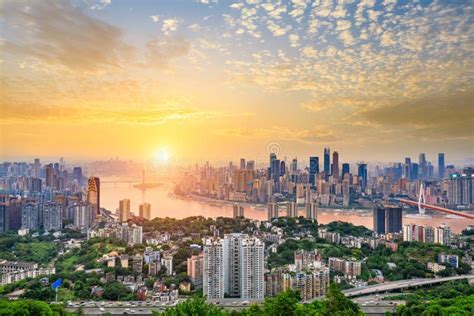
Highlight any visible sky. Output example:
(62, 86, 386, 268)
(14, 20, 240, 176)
(0, 0, 473, 164)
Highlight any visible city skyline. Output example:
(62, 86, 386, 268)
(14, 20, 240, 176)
(1, 0, 473, 161)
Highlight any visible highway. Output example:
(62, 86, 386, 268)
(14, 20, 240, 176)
(342, 275, 474, 298)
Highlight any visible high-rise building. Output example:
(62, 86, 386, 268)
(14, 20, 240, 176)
(267, 203, 278, 222)
(419, 153, 427, 179)
(42, 202, 62, 231)
(286, 202, 297, 218)
(385, 205, 403, 234)
(233, 205, 244, 218)
(70, 203, 95, 229)
(139, 203, 151, 220)
(203, 235, 264, 301)
(33, 158, 41, 178)
(161, 255, 173, 276)
(119, 199, 131, 222)
(358, 163, 367, 189)
(438, 153, 445, 179)
(203, 238, 225, 299)
(246, 160, 255, 171)
(86, 176, 100, 216)
(187, 253, 204, 289)
(323, 147, 330, 175)
(21, 202, 40, 230)
(447, 173, 473, 206)
(309, 157, 319, 186)
(45, 164, 54, 188)
(240, 237, 264, 300)
(225, 233, 246, 297)
(434, 225, 451, 245)
(341, 163, 350, 178)
(373, 204, 403, 234)
(269, 153, 277, 179)
(72, 167, 83, 186)
(290, 158, 298, 183)
(332, 151, 339, 179)
(240, 158, 246, 170)
(305, 202, 317, 221)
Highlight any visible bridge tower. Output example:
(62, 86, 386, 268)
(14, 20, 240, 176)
(418, 182, 426, 215)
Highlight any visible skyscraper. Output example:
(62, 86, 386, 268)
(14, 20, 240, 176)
(139, 203, 151, 220)
(305, 202, 317, 221)
(187, 253, 204, 289)
(86, 176, 100, 216)
(203, 234, 264, 301)
(323, 147, 330, 175)
(419, 153, 427, 179)
(119, 199, 131, 222)
(203, 238, 225, 299)
(240, 158, 246, 170)
(438, 153, 445, 179)
(240, 237, 264, 300)
(373, 204, 403, 234)
(309, 157, 319, 186)
(72, 167, 83, 186)
(269, 153, 277, 177)
(42, 202, 62, 232)
(357, 163, 367, 189)
(45, 164, 54, 187)
(332, 151, 339, 179)
(342, 163, 350, 178)
(290, 158, 298, 183)
(70, 202, 95, 229)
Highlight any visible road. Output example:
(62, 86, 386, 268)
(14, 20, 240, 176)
(343, 275, 474, 298)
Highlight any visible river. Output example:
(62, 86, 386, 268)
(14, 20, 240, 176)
(99, 180, 473, 233)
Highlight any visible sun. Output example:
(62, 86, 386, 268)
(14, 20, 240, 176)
(156, 149, 170, 163)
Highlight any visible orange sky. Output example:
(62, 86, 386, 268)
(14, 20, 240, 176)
(1, 0, 473, 163)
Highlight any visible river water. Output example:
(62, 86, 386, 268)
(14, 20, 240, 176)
(99, 181, 473, 233)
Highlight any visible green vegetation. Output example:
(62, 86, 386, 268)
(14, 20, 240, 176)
(55, 237, 126, 274)
(383, 280, 474, 301)
(397, 294, 474, 315)
(365, 242, 469, 281)
(392, 280, 474, 315)
(144, 216, 258, 237)
(269, 217, 318, 237)
(0, 300, 72, 316)
(0, 234, 59, 265)
(156, 284, 363, 316)
(324, 221, 373, 237)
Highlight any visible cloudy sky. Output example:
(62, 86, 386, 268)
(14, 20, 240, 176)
(1, 0, 473, 163)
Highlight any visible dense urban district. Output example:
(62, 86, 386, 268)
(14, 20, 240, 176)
(0, 152, 473, 315)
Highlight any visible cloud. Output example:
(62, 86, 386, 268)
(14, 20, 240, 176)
(216, 126, 337, 143)
(90, 0, 112, 11)
(0, 98, 234, 126)
(0, 0, 131, 72)
(362, 92, 474, 139)
(145, 36, 190, 69)
(289, 34, 299, 47)
(162, 18, 179, 34)
(150, 15, 160, 22)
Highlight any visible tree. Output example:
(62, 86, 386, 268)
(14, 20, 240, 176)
(103, 281, 132, 301)
(322, 283, 363, 316)
(158, 295, 227, 316)
(0, 300, 53, 316)
(262, 289, 303, 316)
